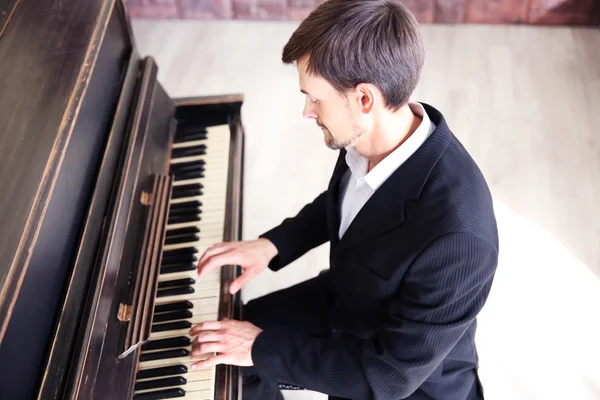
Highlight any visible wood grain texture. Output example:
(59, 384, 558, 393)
(37, 50, 140, 400)
(233, 0, 286, 19)
(0, 0, 131, 398)
(66, 58, 176, 400)
(0, 0, 108, 343)
(180, 0, 233, 19)
(0, 0, 20, 38)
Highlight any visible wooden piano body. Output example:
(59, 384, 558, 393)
(0, 0, 244, 398)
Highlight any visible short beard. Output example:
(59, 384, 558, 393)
(322, 96, 365, 149)
(325, 125, 365, 150)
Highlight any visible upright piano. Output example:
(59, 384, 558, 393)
(0, 0, 244, 399)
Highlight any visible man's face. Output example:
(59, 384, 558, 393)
(296, 56, 366, 150)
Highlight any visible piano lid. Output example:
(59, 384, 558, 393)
(0, 0, 134, 341)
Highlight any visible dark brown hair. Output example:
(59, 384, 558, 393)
(282, 0, 425, 111)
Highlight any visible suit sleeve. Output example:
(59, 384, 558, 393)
(258, 190, 329, 271)
(250, 232, 498, 399)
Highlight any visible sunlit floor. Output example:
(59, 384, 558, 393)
(131, 19, 600, 400)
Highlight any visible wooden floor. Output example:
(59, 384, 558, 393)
(131, 19, 600, 400)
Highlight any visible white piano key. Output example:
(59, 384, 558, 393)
(158, 270, 220, 284)
(138, 352, 213, 370)
(152, 313, 221, 328)
(157, 275, 220, 291)
(135, 383, 212, 396)
(154, 289, 219, 305)
(138, 358, 214, 372)
(153, 298, 220, 315)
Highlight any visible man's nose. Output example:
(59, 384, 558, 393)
(303, 99, 318, 119)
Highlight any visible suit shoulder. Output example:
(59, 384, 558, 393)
(415, 133, 498, 248)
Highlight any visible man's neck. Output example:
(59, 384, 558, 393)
(357, 104, 422, 172)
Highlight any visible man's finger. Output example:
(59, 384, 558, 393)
(192, 330, 223, 343)
(189, 320, 223, 335)
(198, 251, 244, 277)
(192, 341, 228, 356)
(229, 269, 258, 294)
(191, 354, 231, 370)
(197, 242, 235, 268)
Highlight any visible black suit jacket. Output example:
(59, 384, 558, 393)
(253, 103, 499, 399)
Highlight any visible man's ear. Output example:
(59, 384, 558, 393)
(355, 83, 376, 114)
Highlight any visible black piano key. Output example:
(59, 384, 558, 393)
(165, 227, 200, 237)
(140, 349, 189, 362)
(152, 310, 193, 324)
(161, 257, 197, 268)
(161, 261, 196, 269)
(174, 132, 207, 143)
(174, 171, 204, 181)
(171, 171, 204, 182)
(172, 165, 205, 175)
(161, 255, 197, 265)
(170, 160, 205, 173)
(175, 126, 207, 137)
(160, 264, 196, 275)
(135, 377, 187, 392)
(156, 286, 195, 298)
(164, 234, 199, 245)
(137, 365, 188, 380)
(154, 301, 194, 314)
(171, 145, 207, 159)
(162, 247, 197, 258)
(168, 214, 201, 225)
(172, 183, 203, 191)
(171, 188, 202, 200)
(169, 163, 206, 176)
(168, 207, 201, 218)
(158, 278, 196, 290)
(151, 320, 192, 333)
(169, 200, 201, 210)
(134, 388, 186, 400)
(142, 336, 192, 351)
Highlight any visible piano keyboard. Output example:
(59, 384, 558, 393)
(134, 124, 232, 400)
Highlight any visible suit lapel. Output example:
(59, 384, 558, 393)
(326, 149, 349, 247)
(331, 103, 453, 252)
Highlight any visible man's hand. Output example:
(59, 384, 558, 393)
(189, 320, 262, 370)
(197, 238, 278, 294)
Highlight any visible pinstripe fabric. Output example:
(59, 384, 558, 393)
(256, 103, 498, 399)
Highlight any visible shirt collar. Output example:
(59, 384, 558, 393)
(344, 102, 435, 191)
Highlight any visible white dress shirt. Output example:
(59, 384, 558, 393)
(338, 102, 436, 239)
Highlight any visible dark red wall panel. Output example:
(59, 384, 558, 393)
(402, 0, 436, 23)
(466, 0, 530, 23)
(233, 0, 286, 19)
(125, 0, 600, 25)
(127, 0, 180, 18)
(528, 0, 595, 24)
(287, 0, 324, 20)
(180, 0, 233, 19)
(435, 0, 466, 23)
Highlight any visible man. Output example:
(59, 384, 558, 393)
(189, 0, 499, 399)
